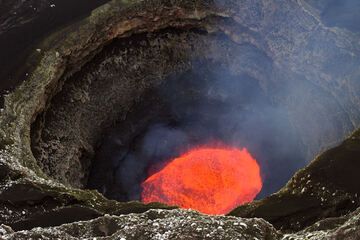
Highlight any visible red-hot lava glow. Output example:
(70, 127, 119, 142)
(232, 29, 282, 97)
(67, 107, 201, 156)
(141, 147, 262, 215)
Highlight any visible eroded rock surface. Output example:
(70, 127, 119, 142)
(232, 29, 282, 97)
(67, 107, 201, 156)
(0, 0, 360, 239)
(2, 208, 360, 240)
(0, 209, 280, 240)
(229, 129, 360, 231)
(283, 207, 360, 240)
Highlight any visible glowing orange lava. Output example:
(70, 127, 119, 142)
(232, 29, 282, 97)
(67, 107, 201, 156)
(141, 147, 262, 215)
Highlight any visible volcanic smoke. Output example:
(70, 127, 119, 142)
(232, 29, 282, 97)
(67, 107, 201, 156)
(141, 146, 262, 215)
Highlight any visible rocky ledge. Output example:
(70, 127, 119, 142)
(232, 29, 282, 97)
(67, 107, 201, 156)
(1, 207, 360, 239)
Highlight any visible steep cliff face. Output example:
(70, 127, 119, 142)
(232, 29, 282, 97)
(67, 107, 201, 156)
(0, 0, 360, 239)
(0, 0, 110, 105)
(230, 128, 360, 231)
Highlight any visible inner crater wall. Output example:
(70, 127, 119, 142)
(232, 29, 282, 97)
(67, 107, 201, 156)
(1, 0, 360, 234)
(30, 25, 359, 199)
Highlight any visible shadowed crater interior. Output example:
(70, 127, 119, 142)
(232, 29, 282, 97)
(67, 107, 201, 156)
(30, 26, 356, 205)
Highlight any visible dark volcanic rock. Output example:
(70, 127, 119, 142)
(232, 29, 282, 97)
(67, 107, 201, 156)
(0, 209, 281, 240)
(0, 0, 48, 35)
(0, 0, 110, 107)
(282, 207, 360, 239)
(2, 208, 360, 239)
(229, 129, 360, 231)
(0, 0, 360, 239)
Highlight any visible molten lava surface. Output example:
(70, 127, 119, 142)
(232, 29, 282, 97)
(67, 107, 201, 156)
(141, 147, 262, 215)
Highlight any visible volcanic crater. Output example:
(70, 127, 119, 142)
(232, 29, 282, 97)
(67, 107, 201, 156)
(30, 28, 304, 203)
(1, 0, 360, 237)
(28, 4, 358, 211)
